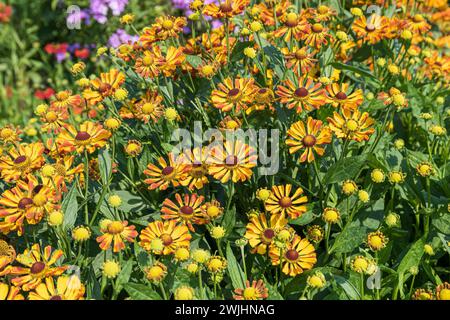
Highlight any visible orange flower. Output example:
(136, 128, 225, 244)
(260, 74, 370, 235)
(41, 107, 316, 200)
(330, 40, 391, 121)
(83, 69, 126, 105)
(256, 1, 291, 27)
(51, 90, 81, 109)
(273, 12, 310, 42)
(276, 76, 327, 113)
(352, 14, 386, 44)
(233, 280, 269, 300)
(245, 212, 288, 255)
(327, 107, 375, 142)
(6, 244, 67, 291)
(160, 46, 186, 77)
(407, 14, 431, 34)
(203, 0, 249, 19)
(180, 147, 210, 191)
(282, 47, 317, 75)
(207, 140, 258, 183)
(303, 23, 332, 48)
(265, 184, 308, 219)
(325, 83, 364, 110)
(96, 220, 138, 253)
(41, 155, 84, 194)
(40, 106, 69, 133)
(0, 142, 45, 183)
(143, 153, 189, 191)
(0, 283, 24, 300)
(286, 117, 332, 163)
(161, 193, 206, 232)
(134, 49, 163, 78)
(152, 16, 187, 41)
(56, 121, 111, 154)
(134, 90, 165, 124)
(139, 220, 191, 255)
(269, 235, 317, 276)
(0, 175, 58, 236)
(0, 239, 15, 276)
(211, 77, 257, 113)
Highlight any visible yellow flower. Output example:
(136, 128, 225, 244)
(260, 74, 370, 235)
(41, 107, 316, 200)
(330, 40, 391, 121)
(429, 125, 446, 136)
(244, 47, 257, 59)
(206, 256, 227, 273)
(145, 262, 167, 283)
(336, 31, 348, 41)
(388, 171, 406, 184)
(97, 47, 108, 56)
(41, 164, 56, 177)
(401, 30, 412, 40)
(367, 231, 388, 251)
(358, 190, 370, 203)
(175, 286, 195, 300)
(351, 255, 369, 273)
(371, 169, 385, 183)
(394, 138, 405, 150)
(108, 194, 122, 208)
(104, 118, 121, 130)
(416, 162, 434, 177)
(102, 260, 121, 278)
(350, 8, 363, 16)
(192, 249, 210, 264)
(114, 88, 128, 101)
(342, 180, 358, 195)
(322, 208, 340, 224)
(210, 226, 226, 239)
(387, 64, 400, 75)
(186, 263, 199, 274)
(424, 244, 434, 256)
(436, 283, 450, 300)
(307, 272, 326, 288)
(125, 140, 143, 157)
(250, 21, 263, 32)
(165, 108, 179, 121)
(174, 247, 190, 261)
(120, 14, 134, 24)
(256, 188, 271, 201)
(385, 212, 400, 228)
(35, 104, 48, 116)
(72, 226, 91, 242)
(71, 62, 86, 75)
(376, 58, 386, 67)
(48, 211, 64, 227)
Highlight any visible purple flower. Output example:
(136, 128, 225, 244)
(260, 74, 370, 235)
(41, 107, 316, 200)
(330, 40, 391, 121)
(108, 29, 138, 48)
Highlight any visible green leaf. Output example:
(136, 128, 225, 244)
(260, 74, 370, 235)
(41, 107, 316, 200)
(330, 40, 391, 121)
(115, 260, 134, 293)
(432, 213, 450, 234)
(62, 184, 79, 230)
(324, 154, 370, 184)
(222, 206, 236, 235)
(329, 221, 367, 254)
(185, 55, 203, 68)
(331, 62, 379, 83)
(396, 237, 426, 297)
(124, 283, 162, 300)
(226, 243, 245, 290)
(98, 148, 111, 185)
(334, 275, 361, 300)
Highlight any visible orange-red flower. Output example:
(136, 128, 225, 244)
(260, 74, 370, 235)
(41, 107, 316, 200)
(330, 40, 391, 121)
(56, 121, 111, 154)
(286, 117, 332, 163)
(161, 193, 206, 232)
(325, 83, 364, 110)
(96, 220, 138, 253)
(245, 212, 288, 255)
(211, 77, 257, 113)
(352, 14, 386, 44)
(282, 47, 317, 75)
(143, 153, 189, 191)
(327, 107, 375, 142)
(0, 142, 45, 183)
(265, 184, 308, 219)
(203, 0, 249, 19)
(83, 69, 126, 105)
(233, 280, 269, 300)
(273, 12, 310, 42)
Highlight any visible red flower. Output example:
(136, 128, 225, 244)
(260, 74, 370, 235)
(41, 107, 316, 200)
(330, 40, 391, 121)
(0, 3, 12, 23)
(34, 88, 55, 100)
(74, 48, 90, 59)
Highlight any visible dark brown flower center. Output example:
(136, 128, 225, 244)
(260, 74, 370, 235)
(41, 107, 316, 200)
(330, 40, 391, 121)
(294, 87, 309, 98)
(263, 228, 275, 240)
(228, 88, 240, 97)
(220, 2, 233, 13)
(18, 197, 33, 209)
(14, 155, 27, 164)
(295, 50, 306, 60)
(50, 295, 62, 300)
(365, 24, 376, 32)
(302, 134, 317, 147)
(180, 205, 194, 216)
(225, 155, 239, 166)
(285, 249, 299, 261)
(98, 83, 112, 94)
(335, 91, 347, 100)
(279, 196, 292, 208)
(75, 131, 91, 141)
(160, 233, 173, 246)
(162, 166, 174, 176)
(30, 261, 46, 274)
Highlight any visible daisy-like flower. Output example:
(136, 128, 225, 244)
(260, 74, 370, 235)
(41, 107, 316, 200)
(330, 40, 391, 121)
(28, 275, 85, 300)
(0, 239, 15, 275)
(256, 0, 291, 27)
(245, 212, 288, 255)
(352, 14, 387, 44)
(233, 280, 269, 300)
(160, 46, 186, 77)
(367, 231, 388, 251)
(139, 220, 191, 255)
(407, 14, 431, 34)
(41, 155, 84, 194)
(327, 107, 375, 142)
(325, 83, 364, 110)
(0, 283, 24, 300)
(0, 125, 22, 145)
(0, 175, 58, 236)
(134, 49, 163, 79)
(269, 235, 317, 277)
(0, 142, 45, 182)
(206, 255, 227, 273)
(96, 220, 138, 253)
(207, 140, 258, 183)
(282, 47, 317, 75)
(246, 88, 275, 114)
(56, 121, 111, 154)
(161, 193, 206, 232)
(180, 147, 210, 191)
(276, 76, 327, 113)
(203, 0, 248, 19)
(40, 106, 69, 133)
(143, 153, 188, 191)
(134, 90, 165, 124)
(273, 12, 310, 42)
(265, 184, 308, 219)
(83, 69, 126, 106)
(304, 23, 332, 48)
(7, 244, 67, 291)
(377, 87, 408, 109)
(51, 90, 81, 109)
(310, 5, 337, 22)
(286, 117, 332, 163)
(152, 16, 187, 41)
(211, 77, 257, 113)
